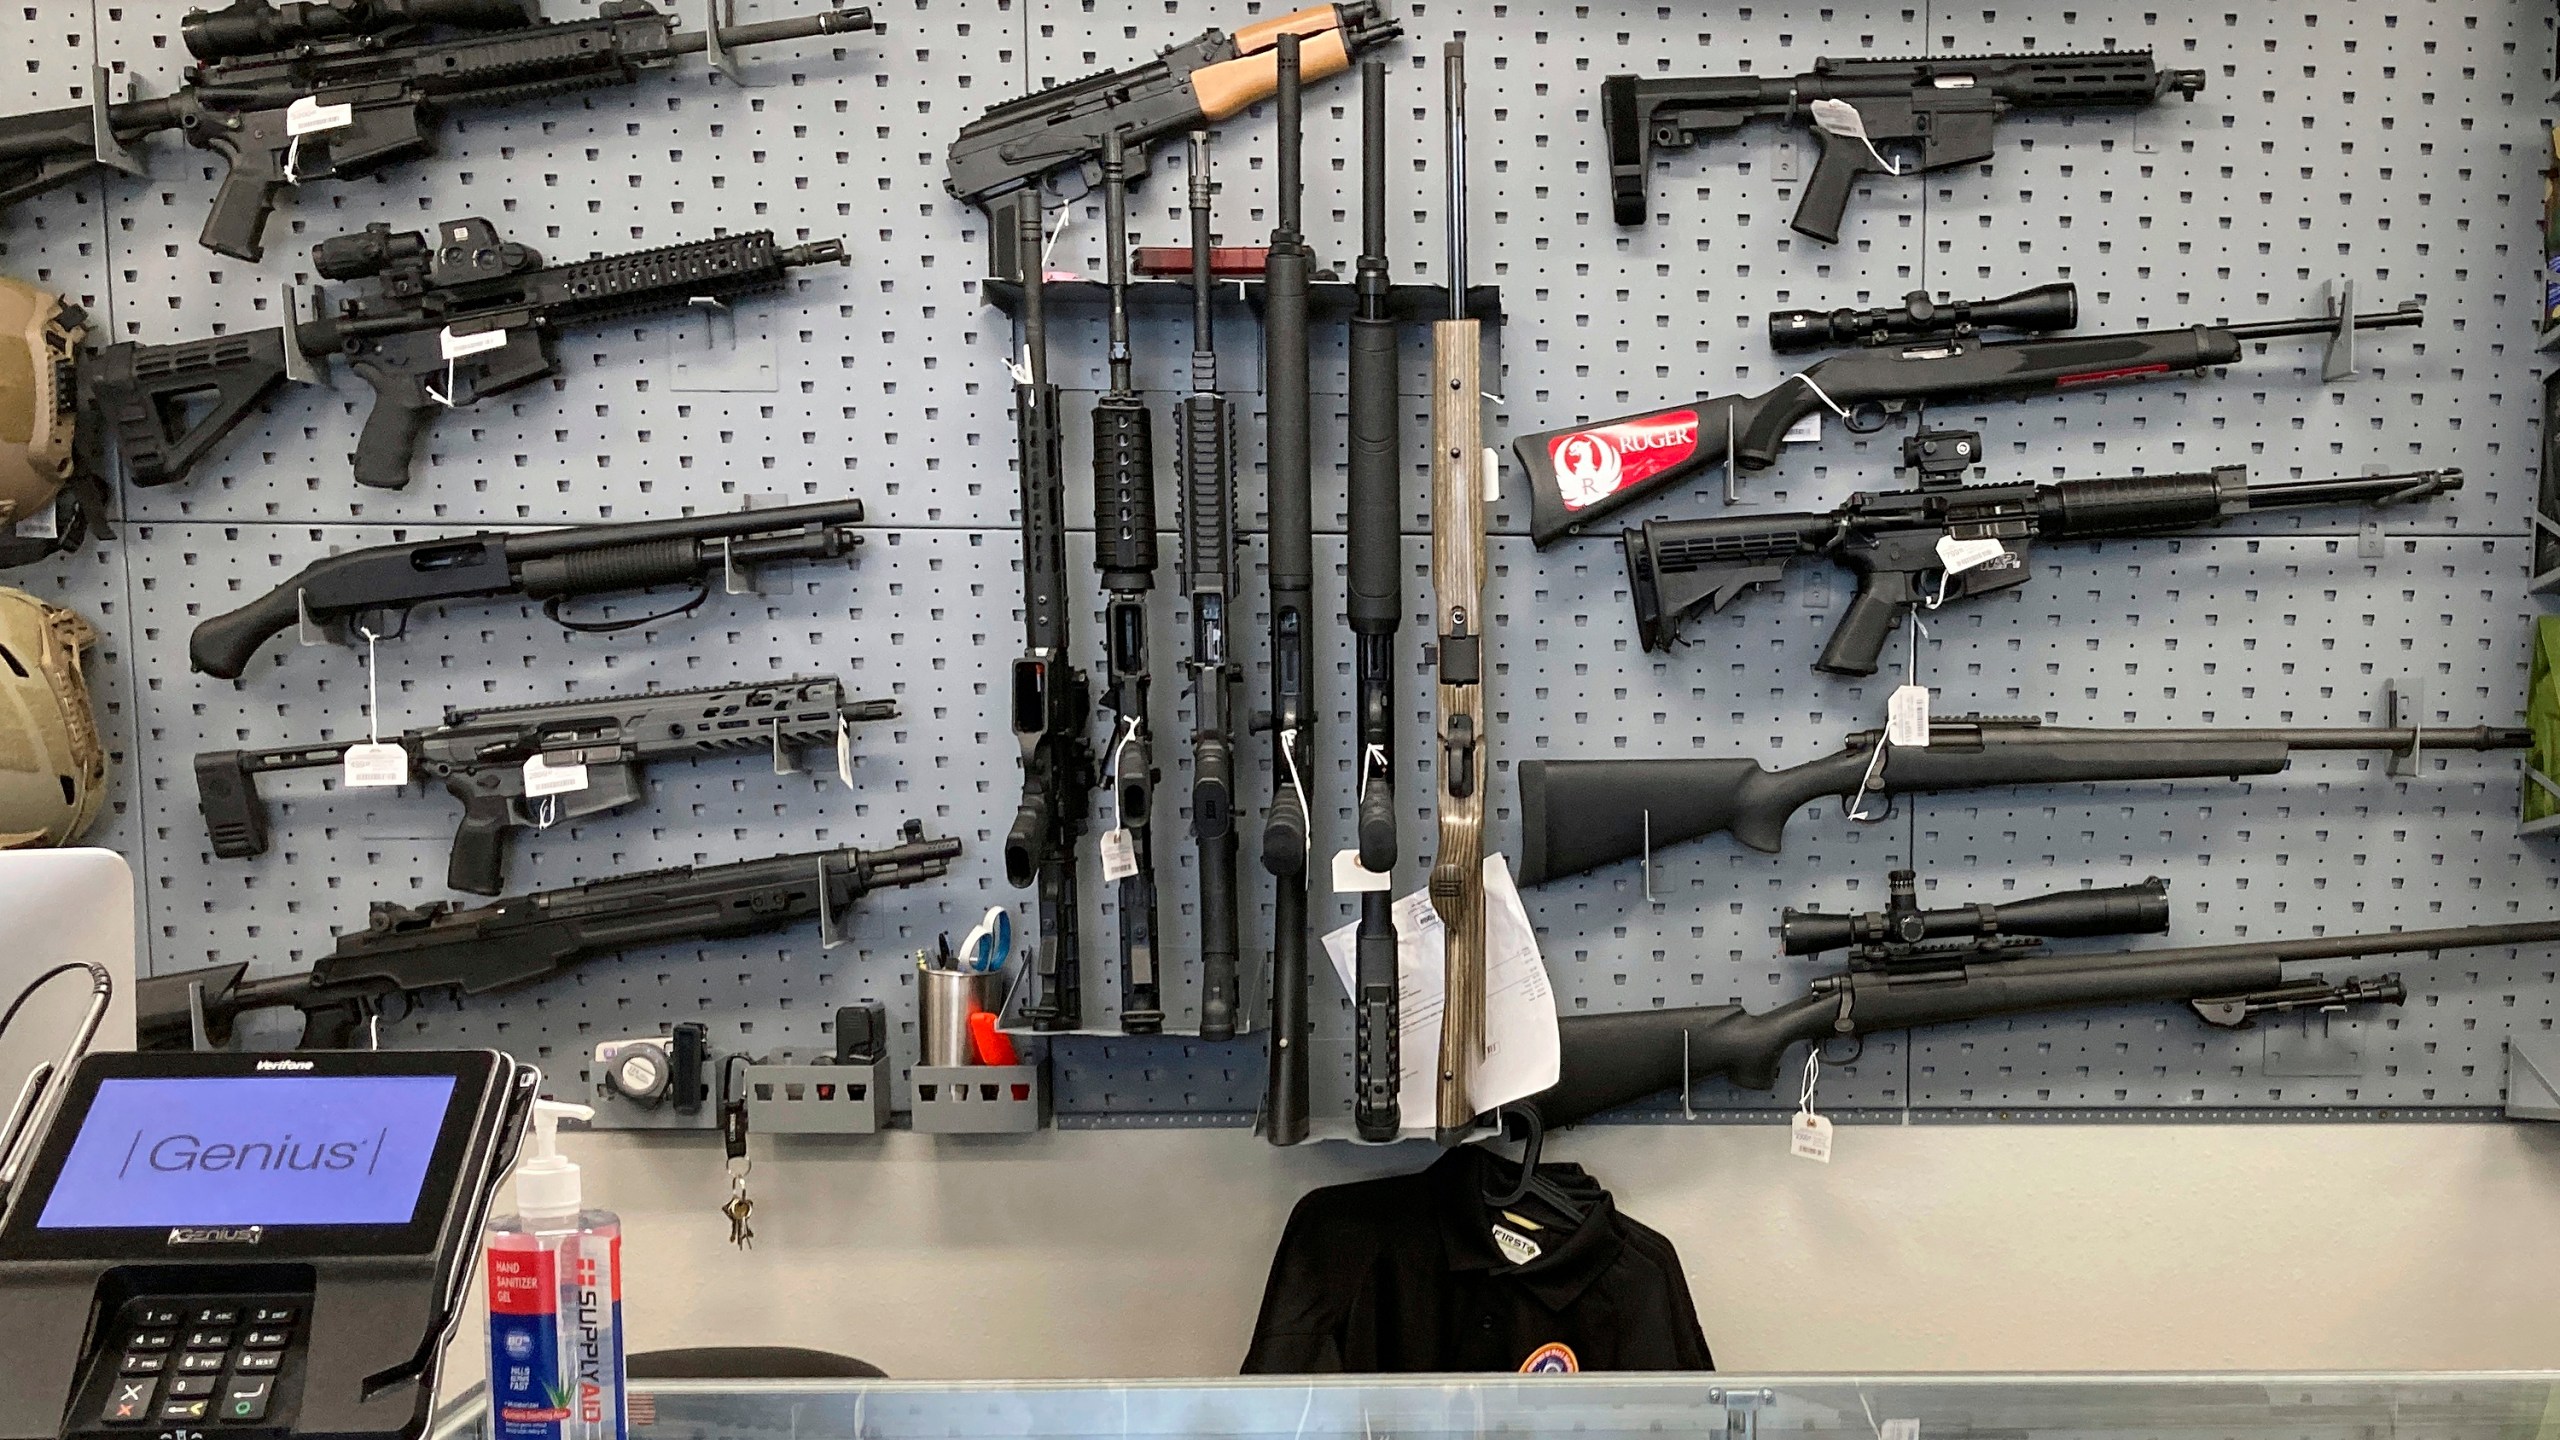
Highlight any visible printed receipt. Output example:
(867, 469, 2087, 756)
(1319, 855, 1562, 1135)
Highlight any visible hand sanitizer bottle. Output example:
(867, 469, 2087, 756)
(486, 1100, 625, 1440)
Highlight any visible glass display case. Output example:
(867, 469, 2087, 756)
(437, 1373, 2560, 1440)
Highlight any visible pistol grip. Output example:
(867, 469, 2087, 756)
(199, 163, 284, 263)
(446, 794, 516, 896)
(1790, 127, 1871, 245)
(351, 363, 442, 489)
(1815, 581, 1905, 677)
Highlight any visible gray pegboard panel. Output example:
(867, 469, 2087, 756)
(9, 0, 2560, 1131)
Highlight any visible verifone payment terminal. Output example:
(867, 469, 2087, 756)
(0, 1050, 536, 1440)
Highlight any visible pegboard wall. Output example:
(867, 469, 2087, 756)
(5, 0, 2557, 1134)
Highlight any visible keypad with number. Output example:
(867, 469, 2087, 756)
(89, 1295, 305, 1430)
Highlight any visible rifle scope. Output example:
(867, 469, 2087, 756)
(312, 223, 433, 280)
(1782, 869, 2171, 958)
(182, 0, 538, 60)
(1768, 282, 2079, 352)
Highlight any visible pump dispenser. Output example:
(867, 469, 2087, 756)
(485, 1097, 626, 1440)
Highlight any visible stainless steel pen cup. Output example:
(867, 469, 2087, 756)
(921, 968, 995, 1066)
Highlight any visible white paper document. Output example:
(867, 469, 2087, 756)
(1319, 854, 1561, 1136)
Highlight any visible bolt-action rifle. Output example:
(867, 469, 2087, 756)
(195, 677, 897, 895)
(1515, 283, 2423, 547)
(1518, 717, 2530, 885)
(135, 826, 960, 1051)
(0, 0, 878, 260)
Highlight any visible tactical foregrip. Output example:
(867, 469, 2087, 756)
(447, 796, 516, 896)
(1790, 128, 1869, 244)
(191, 578, 313, 679)
(1815, 583, 1906, 676)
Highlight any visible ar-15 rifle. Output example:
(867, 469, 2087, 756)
(1514, 283, 2423, 547)
(1531, 914, 2560, 1121)
(1623, 465, 2462, 671)
(1517, 716, 2530, 885)
(1179, 131, 1243, 1041)
(189, 497, 870, 680)
(75, 217, 847, 500)
(0, 0, 878, 260)
(195, 677, 898, 895)
(1602, 50, 2204, 241)
(135, 825, 960, 1051)
(943, 3, 1401, 281)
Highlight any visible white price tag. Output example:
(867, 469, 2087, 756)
(1790, 1111, 1834, 1163)
(341, 742, 410, 789)
(1481, 446, 1502, 503)
(285, 96, 354, 136)
(1935, 534, 2009, 577)
(1880, 1421, 1920, 1440)
(1781, 413, 1822, 444)
(1885, 684, 1930, 748)
(11, 498, 58, 541)
(1099, 827, 1139, 882)
(835, 718, 855, 788)
(522, 754, 590, 797)
(439, 326, 509, 361)
(1332, 849, 1393, 894)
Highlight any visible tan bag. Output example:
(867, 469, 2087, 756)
(0, 279, 84, 542)
(0, 587, 106, 848)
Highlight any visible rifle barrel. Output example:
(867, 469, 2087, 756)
(2239, 468, 2461, 511)
(663, 7, 879, 56)
(505, 498, 866, 560)
(2222, 306, 2423, 342)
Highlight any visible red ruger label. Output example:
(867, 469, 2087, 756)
(1547, 409, 1699, 510)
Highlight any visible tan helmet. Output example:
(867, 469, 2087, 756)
(0, 587, 106, 849)
(0, 279, 85, 536)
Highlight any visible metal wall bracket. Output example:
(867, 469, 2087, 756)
(2321, 277, 2358, 383)
(1710, 1388, 1774, 1440)
(87, 68, 147, 178)
(2386, 679, 2424, 778)
(670, 295, 782, 392)
(702, 1, 773, 86)
(2506, 1037, 2560, 1120)
(2261, 1006, 2368, 1078)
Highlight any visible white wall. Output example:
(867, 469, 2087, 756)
(441, 1122, 2560, 1385)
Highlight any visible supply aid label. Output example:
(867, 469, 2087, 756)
(488, 1241, 570, 1440)
(1547, 410, 1699, 510)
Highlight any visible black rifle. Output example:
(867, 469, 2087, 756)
(1602, 50, 2204, 241)
(1783, 869, 2171, 961)
(188, 498, 868, 680)
(942, 3, 1401, 281)
(1002, 198, 1094, 1033)
(1514, 284, 2423, 547)
(1517, 716, 2530, 884)
(195, 677, 897, 895)
(0, 0, 878, 260)
(1624, 466, 2462, 671)
(1344, 58, 1402, 1142)
(134, 826, 960, 1051)
(77, 217, 847, 495)
(1180, 131, 1244, 1041)
(1259, 35, 1315, 1145)
(1094, 134, 1165, 1034)
(1530, 919, 2560, 1120)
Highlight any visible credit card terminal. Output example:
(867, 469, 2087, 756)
(0, 1050, 535, 1440)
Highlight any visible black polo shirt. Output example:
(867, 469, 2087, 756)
(1241, 1147, 1713, 1374)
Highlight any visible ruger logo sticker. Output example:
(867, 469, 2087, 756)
(1548, 410, 1698, 510)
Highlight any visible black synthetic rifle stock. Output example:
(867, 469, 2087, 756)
(1345, 58, 1403, 1143)
(76, 217, 847, 496)
(1180, 131, 1243, 1041)
(1003, 195, 1096, 1033)
(0, 0, 879, 259)
(189, 498, 870, 680)
(1094, 133, 1166, 1034)
(1601, 50, 2204, 241)
(134, 826, 960, 1051)
(194, 677, 897, 895)
(1517, 717, 2532, 885)
(1260, 35, 1316, 1144)
(1528, 919, 2560, 1124)
(1624, 465, 2463, 670)
(1515, 287, 2424, 547)
(941, 3, 1402, 281)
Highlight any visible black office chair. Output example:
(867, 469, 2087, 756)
(626, 1347, 886, 1380)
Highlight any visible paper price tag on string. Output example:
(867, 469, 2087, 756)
(1481, 446, 1501, 503)
(1935, 534, 2009, 577)
(12, 500, 57, 541)
(341, 742, 409, 789)
(1098, 827, 1139, 882)
(438, 326, 509, 361)
(284, 96, 354, 136)
(1790, 1112, 1834, 1163)
(1886, 684, 1930, 747)
(835, 718, 855, 788)
(1782, 413, 1822, 444)
(1331, 849, 1393, 894)
(522, 754, 590, 797)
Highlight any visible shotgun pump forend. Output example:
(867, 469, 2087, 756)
(1623, 465, 2463, 669)
(134, 823, 961, 1051)
(1602, 50, 2205, 240)
(1516, 716, 2532, 884)
(194, 677, 898, 895)
(1780, 869, 2171, 962)
(1525, 918, 2560, 1126)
